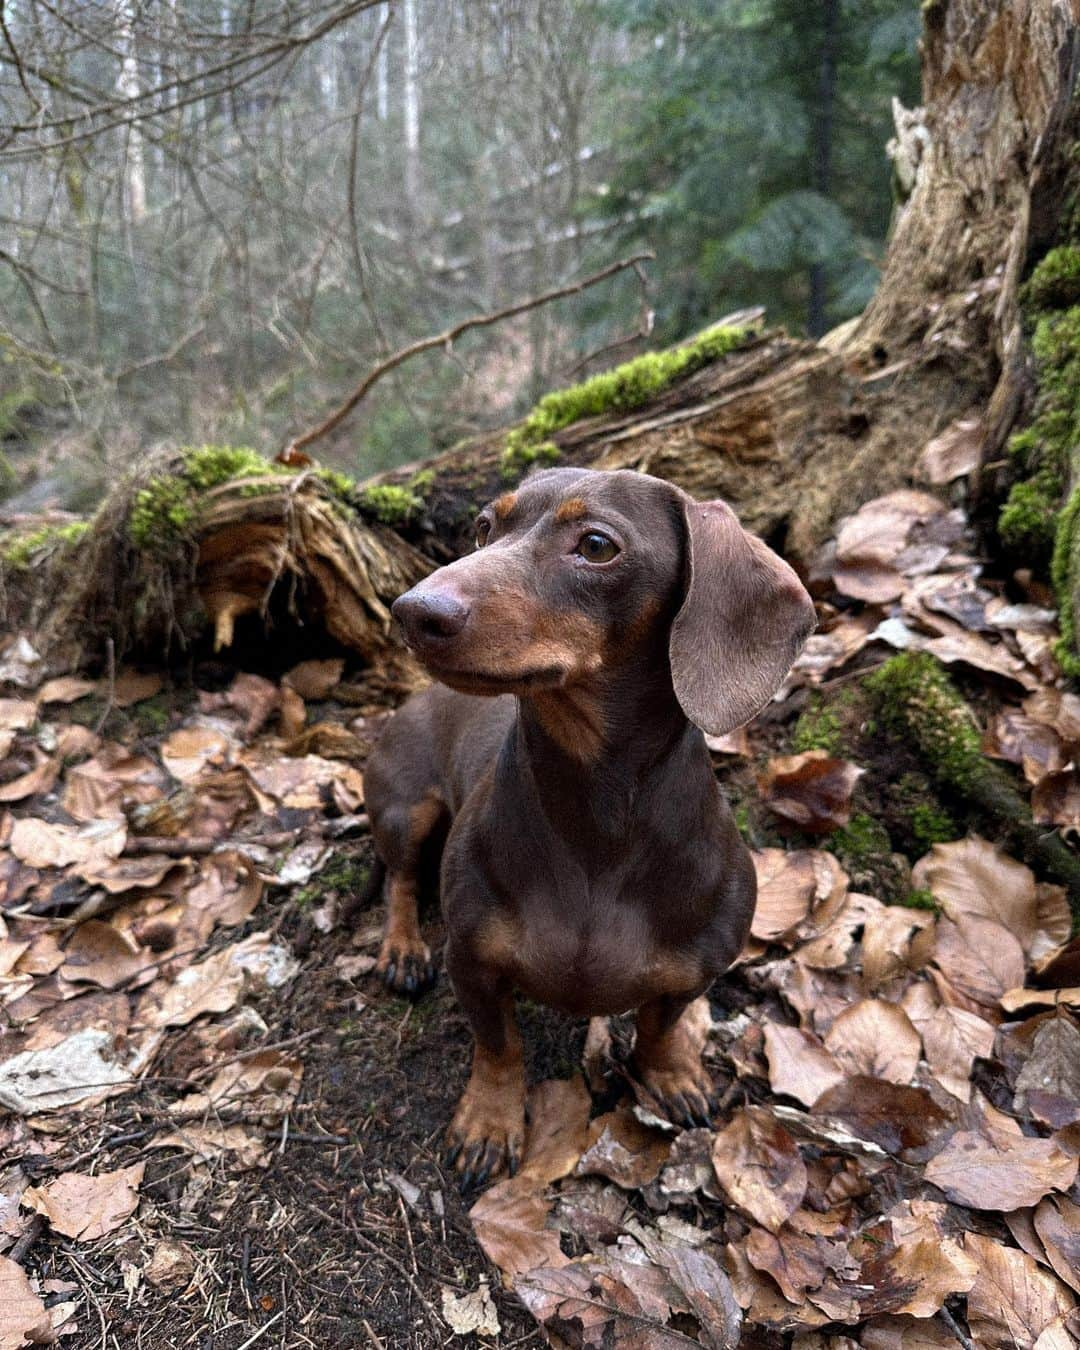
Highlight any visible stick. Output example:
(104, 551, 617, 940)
(235, 1312, 285, 1350)
(280, 251, 655, 460)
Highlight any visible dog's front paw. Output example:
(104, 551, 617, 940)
(444, 1083, 525, 1188)
(633, 1061, 717, 1130)
(376, 934, 435, 997)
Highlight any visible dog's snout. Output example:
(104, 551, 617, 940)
(393, 589, 471, 645)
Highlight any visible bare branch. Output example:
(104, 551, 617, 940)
(279, 251, 656, 461)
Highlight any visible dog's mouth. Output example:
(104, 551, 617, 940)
(418, 659, 569, 695)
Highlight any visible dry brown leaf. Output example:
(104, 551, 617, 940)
(144, 1239, 195, 1290)
(0, 754, 59, 803)
(1033, 1196, 1080, 1295)
(1032, 886, 1074, 965)
(965, 1232, 1076, 1349)
(924, 1121, 1078, 1211)
(0, 699, 36, 732)
(744, 1226, 853, 1304)
(758, 752, 863, 835)
(576, 1108, 671, 1189)
(470, 1182, 569, 1280)
(441, 1281, 501, 1338)
(279, 685, 306, 739)
(861, 905, 933, 992)
(823, 999, 921, 1085)
(74, 853, 183, 893)
(931, 913, 1026, 1009)
(283, 659, 345, 700)
(811, 1077, 955, 1156)
(59, 921, 148, 989)
(198, 673, 280, 739)
(915, 416, 984, 484)
(517, 1235, 740, 1350)
(1024, 689, 1080, 747)
(783, 616, 875, 689)
(1032, 771, 1080, 829)
(711, 1106, 806, 1232)
(520, 1076, 591, 1185)
(9, 817, 126, 870)
(35, 677, 96, 706)
(751, 850, 848, 944)
(169, 1050, 302, 1122)
(912, 836, 1039, 952)
(137, 943, 245, 1027)
(985, 710, 1067, 784)
(153, 1123, 268, 1168)
(861, 1315, 957, 1350)
(921, 1005, 996, 1100)
(1014, 1016, 1080, 1114)
(186, 851, 263, 927)
(240, 751, 364, 810)
(725, 1238, 829, 1331)
(110, 670, 164, 707)
(25, 1162, 144, 1240)
(0, 1253, 55, 1347)
(160, 724, 233, 781)
(762, 1024, 845, 1107)
(61, 747, 164, 823)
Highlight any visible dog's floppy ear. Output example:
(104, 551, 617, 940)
(669, 495, 816, 736)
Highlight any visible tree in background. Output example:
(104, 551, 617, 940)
(597, 0, 920, 337)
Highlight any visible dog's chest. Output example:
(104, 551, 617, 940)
(475, 887, 706, 1017)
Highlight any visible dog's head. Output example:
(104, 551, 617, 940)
(392, 467, 815, 736)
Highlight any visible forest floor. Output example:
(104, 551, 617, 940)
(2, 485, 1080, 1350)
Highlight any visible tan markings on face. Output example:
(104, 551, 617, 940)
(553, 496, 589, 524)
(529, 685, 607, 762)
(492, 491, 518, 520)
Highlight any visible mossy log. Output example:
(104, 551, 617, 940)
(867, 653, 1080, 912)
(1, 448, 432, 679)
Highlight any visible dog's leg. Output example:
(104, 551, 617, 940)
(374, 796, 443, 996)
(444, 955, 525, 1186)
(632, 994, 716, 1128)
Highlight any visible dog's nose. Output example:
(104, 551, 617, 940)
(393, 589, 471, 645)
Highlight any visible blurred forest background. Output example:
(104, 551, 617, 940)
(0, 0, 919, 511)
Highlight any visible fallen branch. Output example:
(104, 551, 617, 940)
(279, 250, 655, 461)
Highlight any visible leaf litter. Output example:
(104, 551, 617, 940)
(0, 490, 1078, 1346)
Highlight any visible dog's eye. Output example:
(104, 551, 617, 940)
(475, 517, 491, 549)
(575, 531, 619, 563)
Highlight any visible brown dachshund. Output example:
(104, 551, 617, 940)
(363, 467, 815, 1185)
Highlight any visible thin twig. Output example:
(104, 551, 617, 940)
(93, 637, 115, 734)
(234, 1312, 285, 1350)
(280, 251, 654, 459)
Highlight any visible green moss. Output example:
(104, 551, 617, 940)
(1022, 246, 1080, 312)
(129, 444, 289, 551)
(898, 887, 940, 913)
(500, 439, 562, 482)
(1, 520, 89, 570)
(1052, 482, 1080, 678)
(0, 451, 15, 502)
(408, 469, 435, 495)
(131, 695, 170, 735)
(359, 483, 424, 526)
(314, 467, 356, 502)
(999, 470, 1062, 558)
(319, 854, 370, 894)
(828, 812, 892, 865)
(865, 652, 984, 794)
(792, 697, 844, 755)
(908, 800, 957, 852)
(499, 323, 746, 482)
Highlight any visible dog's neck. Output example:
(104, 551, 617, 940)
(508, 656, 702, 841)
